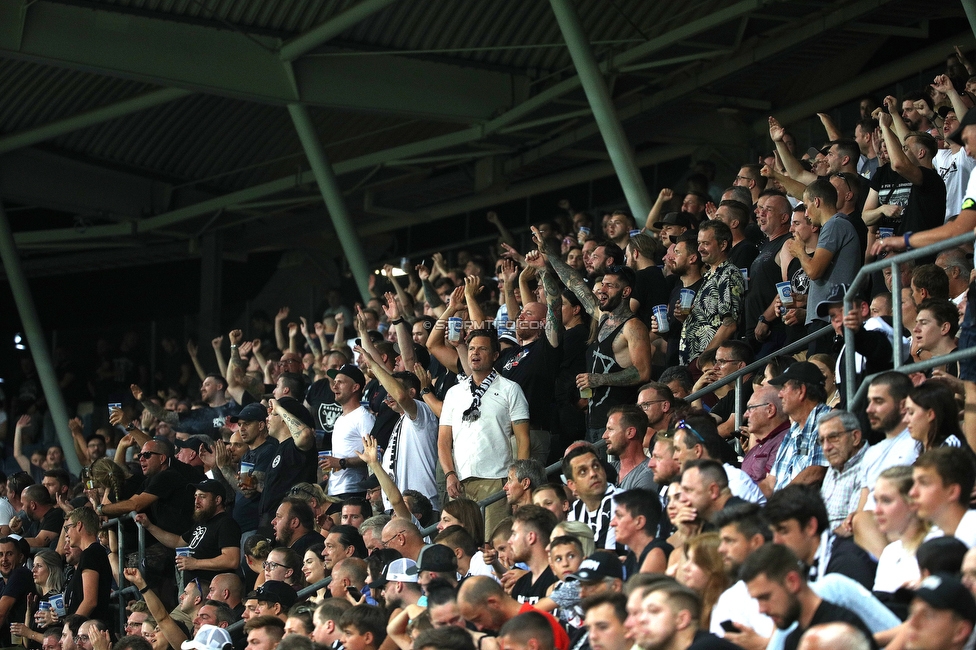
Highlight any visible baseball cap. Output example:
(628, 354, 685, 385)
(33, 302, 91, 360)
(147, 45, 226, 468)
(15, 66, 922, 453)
(378, 558, 419, 588)
(567, 551, 624, 583)
(498, 332, 519, 347)
(938, 105, 957, 119)
(669, 229, 699, 246)
(326, 364, 367, 390)
(229, 403, 268, 423)
(181, 625, 232, 650)
(408, 544, 458, 574)
(191, 479, 226, 502)
(252, 580, 297, 610)
(274, 396, 315, 429)
(653, 211, 694, 231)
(814, 282, 849, 319)
(175, 436, 212, 453)
(766, 361, 826, 387)
(363, 474, 381, 491)
(392, 341, 431, 370)
(353, 331, 384, 347)
(914, 573, 976, 624)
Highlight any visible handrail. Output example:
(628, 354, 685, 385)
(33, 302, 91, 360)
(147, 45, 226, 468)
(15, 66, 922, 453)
(844, 231, 975, 407)
(684, 325, 836, 405)
(849, 345, 976, 410)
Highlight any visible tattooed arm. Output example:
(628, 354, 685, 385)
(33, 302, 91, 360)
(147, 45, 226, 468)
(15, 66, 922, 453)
(588, 365, 642, 388)
(533, 226, 599, 318)
(270, 398, 316, 452)
(130, 384, 178, 426)
(526, 251, 563, 348)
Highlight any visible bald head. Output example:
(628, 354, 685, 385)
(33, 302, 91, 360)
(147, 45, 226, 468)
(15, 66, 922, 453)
(797, 623, 871, 650)
(458, 575, 506, 607)
(209, 573, 243, 605)
(516, 302, 546, 342)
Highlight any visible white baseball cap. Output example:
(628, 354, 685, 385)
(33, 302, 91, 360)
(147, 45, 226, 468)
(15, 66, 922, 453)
(384, 558, 419, 583)
(181, 626, 232, 650)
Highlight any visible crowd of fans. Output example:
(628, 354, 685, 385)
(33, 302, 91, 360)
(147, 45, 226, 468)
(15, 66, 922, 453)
(7, 49, 976, 650)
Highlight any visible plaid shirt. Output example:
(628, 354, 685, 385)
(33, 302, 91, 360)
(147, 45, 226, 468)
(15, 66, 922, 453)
(771, 402, 831, 491)
(820, 442, 870, 530)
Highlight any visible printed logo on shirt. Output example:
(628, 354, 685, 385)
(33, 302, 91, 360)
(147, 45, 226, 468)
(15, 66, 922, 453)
(187, 526, 208, 548)
(272, 455, 281, 468)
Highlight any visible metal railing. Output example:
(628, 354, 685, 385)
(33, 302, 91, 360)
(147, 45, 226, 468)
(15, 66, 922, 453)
(844, 231, 976, 407)
(101, 513, 142, 632)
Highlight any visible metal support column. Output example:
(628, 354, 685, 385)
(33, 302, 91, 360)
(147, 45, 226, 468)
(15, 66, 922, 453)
(0, 194, 80, 475)
(963, 0, 976, 41)
(198, 232, 223, 344)
(288, 104, 372, 303)
(549, 0, 652, 220)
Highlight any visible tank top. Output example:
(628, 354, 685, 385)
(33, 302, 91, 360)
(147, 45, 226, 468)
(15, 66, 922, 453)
(585, 316, 639, 430)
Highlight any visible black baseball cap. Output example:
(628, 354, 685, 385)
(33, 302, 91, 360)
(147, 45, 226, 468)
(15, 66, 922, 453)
(653, 211, 694, 230)
(191, 479, 226, 502)
(567, 551, 624, 583)
(326, 364, 367, 390)
(392, 341, 431, 371)
(914, 573, 976, 624)
(949, 109, 976, 146)
(229, 403, 268, 423)
(767, 361, 826, 387)
(251, 581, 297, 610)
(408, 544, 458, 574)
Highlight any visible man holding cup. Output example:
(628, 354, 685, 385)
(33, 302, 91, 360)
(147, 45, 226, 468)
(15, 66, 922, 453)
(229, 403, 278, 540)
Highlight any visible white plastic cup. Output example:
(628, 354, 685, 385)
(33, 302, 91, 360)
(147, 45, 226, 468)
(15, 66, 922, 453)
(679, 289, 695, 310)
(176, 547, 192, 557)
(776, 281, 794, 307)
(879, 227, 894, 239)
(447, 317, 463, 342)
(629, 229, 641, 237)
(740, 268, 749, 290)
(319, 450, 333, 474)
(653, 305, 670, 333)
(240, 461, 254, 476)
(50, 594, 65, 617)
(579, 226, 591, 235)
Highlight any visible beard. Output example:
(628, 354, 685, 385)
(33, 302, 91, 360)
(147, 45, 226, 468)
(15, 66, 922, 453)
(602, 291, 624, 312)
(776, 596, 802, 630)
(193, 501, 217, 524)
(873, 409, 903, 435)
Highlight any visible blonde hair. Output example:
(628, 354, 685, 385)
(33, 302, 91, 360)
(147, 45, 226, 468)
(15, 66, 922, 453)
(684, 533, 729, 628)
(551, 521, 596, 557)
(89, 458, 128, 502)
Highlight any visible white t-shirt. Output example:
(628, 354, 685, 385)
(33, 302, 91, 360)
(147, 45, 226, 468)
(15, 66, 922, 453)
(710, 580, 775, 638)
(440, 374, 530, 480)
(465, 551, 498, 580)
(954, 509, 976, 547)
(329, 406, 375, 495)
(935, 147, 976, 221)
(724, 464, 766, 505)
(860, 428, 919, 510)
(873, 539, 920, 593)
(382, 400, 440, 511)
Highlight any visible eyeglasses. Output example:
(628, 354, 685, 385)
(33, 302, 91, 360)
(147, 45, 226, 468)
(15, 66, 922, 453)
(63, 521, 79, 532)
(714, 358, 741, 366)
(744, 403, 771, 412)
(289, 486, 317, 500)
(77, 637, 90, 644)
(817, 431, 853, 446)
(676, 420, 705, 443)
(638, 400, 666, 410)
(380, 531, 403, 546)
(263, 560, 284, 571)
(137, 451, 162, 460)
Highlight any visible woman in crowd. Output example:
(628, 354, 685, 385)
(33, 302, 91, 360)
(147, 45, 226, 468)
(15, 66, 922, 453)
(677, 532, 728, 629)
(437, 499, 484, 544)
(873, 466, 927, 596)
(243, 536, 274, 591)
(12, 549, 65, 646)
(809, 354, 839, 408)
(302, 543, 328, 603)
(904, 382, 973, 453)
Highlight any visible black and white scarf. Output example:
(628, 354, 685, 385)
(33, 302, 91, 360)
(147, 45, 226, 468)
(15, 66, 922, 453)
(462, 370, 497, 422)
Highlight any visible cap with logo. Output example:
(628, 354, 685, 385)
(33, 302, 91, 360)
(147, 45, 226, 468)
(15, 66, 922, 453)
(566, 551, 624, 583)
(914, 573, 976, 624)
(251, 580, 297, 610)
(766, 361, 826, 387)
(407, 544, 458, 575)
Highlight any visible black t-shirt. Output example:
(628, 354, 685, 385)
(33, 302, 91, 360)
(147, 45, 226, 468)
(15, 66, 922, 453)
(784, 600, 876, 650)
(744, 233, 789, 338)
(175, 402, 241, 438)
(511, 566, 557, 605)
(688, 630, 746, 650)
(554, 323, 590, 405)
(307, 379, 343, 444)
(825, 535, 878, 590)
(143, 468, 193, 535)
(869, 164, 947, 236)
(26, 507, 64, 549)
(65, 543, 113, 624)
(631, 266, 670, 326)
(181, 511, 242, 583)
(290, 530, 326, 558)
(730, 240, 759, 271)
(497, 336, 561, 430)
(260, 438, 318, 522)
(0, 567, 33, 645)
(711, 381, 754, 425)
(234, 438, 279, 532)
(666, 277, 704, 367)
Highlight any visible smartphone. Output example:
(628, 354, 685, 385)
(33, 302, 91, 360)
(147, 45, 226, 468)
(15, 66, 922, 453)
(108, 402, 122, 417)
(720, 620, 738, 633)
(346, 586, 363, 601)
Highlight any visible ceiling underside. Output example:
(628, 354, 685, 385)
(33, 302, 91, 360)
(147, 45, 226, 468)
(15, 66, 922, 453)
(0, 0, 969, 277)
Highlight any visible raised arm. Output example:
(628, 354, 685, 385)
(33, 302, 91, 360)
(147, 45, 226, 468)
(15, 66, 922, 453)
(645, 188, 674, 231)
(271, 398, 315, 452)
(533, 226, 599, 318)
(123, 568, 188, 649)
(464, 275, 487, 328)
(769, 116, 817, 186)
(357, 346, 417, 420)
(274, 307, 289, 352)
(186, 340, 206, 382)
(880, 97, 910, 145)
(760, 164, 807, 202)
(385, 265, 415, 317)
(130, 384, 178, 426)
(486, 211, 518, 250)
(879, 109, 923, 186)
(525, 250, 563, 348)
(210, 335, 228, 381)
(68, 417, 91, 468)
(355, 436, 411, 520)
(12, 415, 31, 474)
(413, 363, 442, 418)
(817, 112, 842, 141)
(300, 317, 322, 361)
(287, 321, 301, 354)
(933, 74, 968, 120)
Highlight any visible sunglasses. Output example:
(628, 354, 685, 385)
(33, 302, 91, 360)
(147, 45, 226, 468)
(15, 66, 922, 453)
(137, 451, 163, 460)
(677, 420, 705, 443)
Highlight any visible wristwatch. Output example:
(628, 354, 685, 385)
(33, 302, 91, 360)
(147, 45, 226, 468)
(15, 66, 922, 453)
(96, 504, 104, 516)
(339, 458, 347, 470)
(757, 315, 768, 325)
(419, 387, 432, 396)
